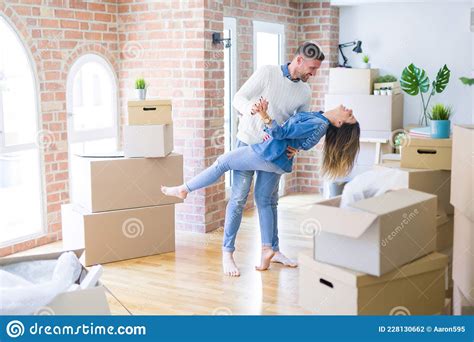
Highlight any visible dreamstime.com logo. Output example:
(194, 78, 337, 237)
(6, 320, 24, 338)
(122, 218, 145, 238)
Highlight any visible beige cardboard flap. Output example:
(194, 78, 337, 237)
(309, 204, 379, 238)
(407, 137, 452, 148)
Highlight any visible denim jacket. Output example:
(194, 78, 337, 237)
(251, 111, 330, 173)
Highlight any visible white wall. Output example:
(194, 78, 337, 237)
(339, 2, 473, 125)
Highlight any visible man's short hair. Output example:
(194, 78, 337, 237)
(295, 42, 325, 61)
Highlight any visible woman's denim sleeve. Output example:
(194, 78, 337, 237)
(264, 114, 329, 140)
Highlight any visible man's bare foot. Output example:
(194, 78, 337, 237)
(223, 251, 240, 277)
(255, 247, 275, 271)
(271, 251, 298, 268)
(161, 185, 188, 200)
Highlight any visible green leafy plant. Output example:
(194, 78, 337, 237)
(460, 77, 474, 86)
(400, 63, 451, 126)
(374, 74, 398, 83)
(135, 78, 146, 90)
(362, 54, 370, 63)
(393, 131, 408, 149)
(429, 103, 452, 121)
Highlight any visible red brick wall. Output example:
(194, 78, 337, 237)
(0, 0, 119, 257)
(0, 0, 340, 256)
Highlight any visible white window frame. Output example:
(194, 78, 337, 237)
(252, 21, 286, 72)
(66, 53, 119, 145)
(0, 14, 46, 246)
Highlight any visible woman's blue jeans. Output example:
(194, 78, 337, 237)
(186, 140, 282, 252)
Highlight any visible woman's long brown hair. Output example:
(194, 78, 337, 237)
(321, 122, 360, 179)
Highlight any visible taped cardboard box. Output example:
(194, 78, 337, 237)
(310, 189, 437, 276)
(376, 164, 453, 215)
(127, 99, 172, 125)
(401, 138, 452, 170)
(450, 124, 474, 221)
(298, 252, 447, 315)
(325, 93, 403, 134)
(62, 204, 175, 266)
(452, 209, 474, 303)
(0, 250, 110, 315)
(124, 124, 173, 158)
(328, 68, 379, 95)
(453, 285, 474, 316)
(71, 153, 183, 212)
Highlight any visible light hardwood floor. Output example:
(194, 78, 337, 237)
(9, 193, 322, 315)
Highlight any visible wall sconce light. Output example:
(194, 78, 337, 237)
(212, 32, 231, 48)
(338, 40, 363, 68)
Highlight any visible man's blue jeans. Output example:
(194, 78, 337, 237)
(222, 140, 282, 252)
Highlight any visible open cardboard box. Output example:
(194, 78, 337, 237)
(450, 124, 474, 221)
(376, 164, 453, 215)
(0, 250, 110, 315)
(124, 124, 173, 158)
(299, 252, 448, 315)
(309, 189, 437, 276)
(71, 153, 183, 213)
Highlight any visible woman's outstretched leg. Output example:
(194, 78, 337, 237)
(161, 146, 283, 200)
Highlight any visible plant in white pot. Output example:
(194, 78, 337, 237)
(374, 74, 400, 94)
(400, 63, 451, 127)
(428, 103, 452, 139)
(135, 77, 147, 100)
(361, 54, 370, 69)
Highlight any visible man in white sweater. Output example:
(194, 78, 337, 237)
(223, 42, 325, 276)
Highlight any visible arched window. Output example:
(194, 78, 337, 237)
(66, 54, 118, 201)
(0, 16, 44, 245)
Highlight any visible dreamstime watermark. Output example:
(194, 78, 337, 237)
(6, 320, 24, 338)
(204, 227, 223, 247)
(35, 129, 55, 150)
(300, 218, 322, 237)
(381, 209, 419, 247)
(212, 307, 233, 315)
(389, 306, 411, 316)
(389, 128, 411, 149)
(123, 41, 144, 60)
(34, 306, 55, 316)
(211, 128, 225, 149)
(122, 218, 145, 238)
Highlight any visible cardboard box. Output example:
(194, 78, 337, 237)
(376, 164, 453, 215)
(436, 214, 454, 252)
(452, 209, 474, 302)
(450, 125, 474, 221)
(71, 153, 183, 212)
(310, 189, 437, 276)
(62, 204, 175, 266)
(401, 138, 452, 170)
(0, 250, 110, 315)
(298, 252, 448, 315)
(127, 99, 172, 125)
(374, 81, 401, 94)
(124, 124, 173, 158)
(324, 93, 403, 134)
(328, 68, 379, 95)
(453, 284, 474, 315)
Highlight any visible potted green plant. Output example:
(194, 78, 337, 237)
(428, 103, 452, 139)
(361, 54, 370, 69)
(374, 74, 400, 94)
(135, 77, 147, 100)
(400, 63, 451, 127)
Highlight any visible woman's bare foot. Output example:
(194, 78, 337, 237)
(223, 251, 240, 277)
(255, 247, 275, 271)
(161, 185, 188, 200)
(271, 251, 298, 268)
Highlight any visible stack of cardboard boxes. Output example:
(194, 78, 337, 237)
(450, 125, 474, 315)
(324, 68, 404, 177)
(62, 99, 183, 266)
(299, 188, 449, 315)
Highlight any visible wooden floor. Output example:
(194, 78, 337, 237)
(10, 193, 322, 315)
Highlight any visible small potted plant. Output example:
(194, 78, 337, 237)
(361, 54, 370, 69)
(134, 77, 147, 100)
(429, 103, 452, 139)
(374, 74, 399, 94)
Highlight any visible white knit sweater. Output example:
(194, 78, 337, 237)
(233, 65, 312, 145)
